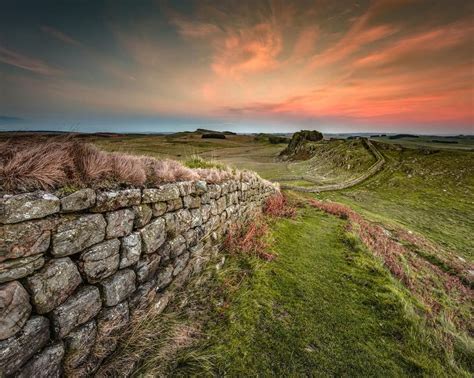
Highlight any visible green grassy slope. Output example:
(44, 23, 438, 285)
(320, 143, 474, 260)
(124, 207, 469, 376)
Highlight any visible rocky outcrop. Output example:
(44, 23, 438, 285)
(0, 177, 277, 376)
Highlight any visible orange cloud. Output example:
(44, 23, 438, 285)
(211, 23, 283, 79)
(40, 26, 83, 47)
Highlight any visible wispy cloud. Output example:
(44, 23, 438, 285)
(0, 45, 64, 76)
(40, 25, 83, 47)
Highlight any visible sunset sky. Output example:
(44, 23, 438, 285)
(0, 0, 473, 134)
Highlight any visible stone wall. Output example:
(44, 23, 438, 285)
(0, 177, 277, 376)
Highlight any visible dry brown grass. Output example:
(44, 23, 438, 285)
(263, 193, 297, 218)
(0, 136, 262, 193)
(225, 217, 275, 261)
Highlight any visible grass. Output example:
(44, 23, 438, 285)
(319, 143, 474, 260)
(110, 204, 471, 376)
(0, 136, 260, 193)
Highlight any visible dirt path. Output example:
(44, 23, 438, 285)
(278, 139, 385, 193)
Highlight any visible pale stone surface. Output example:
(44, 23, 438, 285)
(128, 281, 156, 314)
(0, 316, 50, 376)
(120, 232, 141, 268)
(173, 252, 190, 276)
(175, 209, 192, 232)
(178, 181, 195, 196)
(99, 269, 136, 306)
(156, 264, 174, 290)
(194, 180, 207, 194)
(80, 239, 120, 283)
(169, 235, 186, 259)
(52, 285, 102, 338)
(60, 189, 96, 212)
(183, 195, 201, 209)
(16, 342, 64, 378)
(0, 281, 31, 340)
(190, 208, 203, 228)
(0, 218, 54, 262)
(216, 197, 227, 214)
(52, 214, 106, 257)
(142, 185, 180, 203)
(93, 302, 129, 359)
(92, 189, 141, 212)
(207, 184, 221, 199)
(166, 197, 183, 212)
(132, 204, 152, 228)
(0, 191, 59, 224)
(0, 254, 45, 283)
(106, 208, 134, 238)
(140, 217, 166, 254)
(135, 253, 161, 283)
(63, 320, 97, 370)
(26, 257, 82, 314)
(151, 202, 167, 217)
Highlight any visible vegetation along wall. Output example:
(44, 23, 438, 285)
(0, 177, 277, 376)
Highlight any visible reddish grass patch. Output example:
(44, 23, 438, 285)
(263, 194, 297, 218)
(224, 218, 275, 261)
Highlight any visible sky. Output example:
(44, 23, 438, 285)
(0, 0, 473, 134)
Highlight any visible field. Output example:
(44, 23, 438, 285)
(4, 131, 472, 375)
(85, 131, 474, 375)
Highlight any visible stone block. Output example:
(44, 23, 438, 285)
(16, 342, 64, 378)
(93, 302, 129, 360)
(151, 202, 167, 217)
(26, 257, 82, 314)
(201, 204, 211, 223)
(169, 235, 186, 258)
(63, 320, 97, 370)
(216, 197, 227, 214)
(194, 180, 207, 194)
(0, 218, 54, 262)
(0, 191, 59, 224)
(173, 251, 190, 276)
(166, 197, 183, 212)
(190, 208, 202, 228)
(156, 264, 174, 290)
(92, 189, 141, 212)
(128, 281, 156, 314)
(142, 185, 180, 203)
(132, 204, 152, 228)
(120, 232, 141, 268)
(52, 285, 102, 338)
(0, 281, 31, 340)
(0, 316, 49, 376)
(178, 181, 196, 196)
(60, 189, 96, 212)
(207, 184, 221, 199)
(175, 209, 192, 232)
(79, 239, 120, 283)
(140, 217, 166, 254)
(0, 254, 44, 283)
(183, 195, 201, 209)
(135, 253, 161, 283)
(52, 214, 106, 257)
(99, 269, 136, 307)
(106, 208, 134, 238)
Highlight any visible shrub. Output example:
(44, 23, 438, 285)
(263, 194, 296, 218)
(184, 155, 225, 170)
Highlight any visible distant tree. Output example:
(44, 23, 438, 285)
(202, 133, 226, 139)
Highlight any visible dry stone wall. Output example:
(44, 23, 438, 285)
(0, 177, 277, 377)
